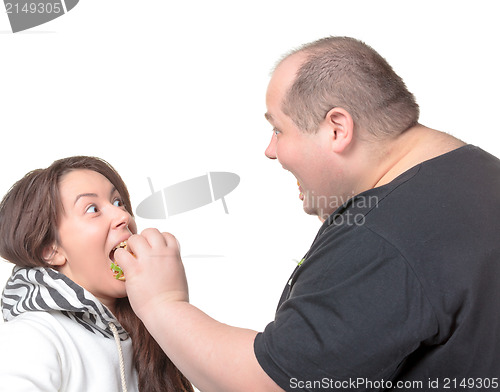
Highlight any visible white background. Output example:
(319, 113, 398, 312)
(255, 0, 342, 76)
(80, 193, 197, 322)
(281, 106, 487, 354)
(1, 0, 499, 337)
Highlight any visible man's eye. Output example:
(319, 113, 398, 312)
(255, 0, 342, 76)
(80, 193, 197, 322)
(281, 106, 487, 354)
(273, 128, 280, 136)
(86, 205, 98, 214)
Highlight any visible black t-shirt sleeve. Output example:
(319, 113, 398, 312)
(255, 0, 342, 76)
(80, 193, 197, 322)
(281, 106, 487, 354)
(254, 227, 438, 391)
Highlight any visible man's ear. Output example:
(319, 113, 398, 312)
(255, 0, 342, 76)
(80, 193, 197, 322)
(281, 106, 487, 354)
(42, 244, 66, 267)
(323, 107, 354, 153)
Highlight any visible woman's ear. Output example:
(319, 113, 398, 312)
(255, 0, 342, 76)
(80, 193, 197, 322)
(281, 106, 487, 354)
(42, 244, 66, 267)
(323, 107, 354, 153)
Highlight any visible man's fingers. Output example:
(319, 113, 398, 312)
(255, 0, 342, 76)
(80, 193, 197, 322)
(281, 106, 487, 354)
(140, 228, 169, 249)
(113, 247, 136, 272)
(161, 232, 180, 253)
(125, 231, 155, 257)
(116, 229, 180, 274)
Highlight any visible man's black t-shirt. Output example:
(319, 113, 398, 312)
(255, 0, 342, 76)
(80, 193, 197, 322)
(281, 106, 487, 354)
(254, 145, 500, 391)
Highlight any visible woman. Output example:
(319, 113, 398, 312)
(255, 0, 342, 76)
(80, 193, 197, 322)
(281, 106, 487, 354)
(0, 156, 193, 392)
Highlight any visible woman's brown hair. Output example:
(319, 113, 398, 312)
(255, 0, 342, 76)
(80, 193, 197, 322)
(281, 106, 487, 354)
(0, 156, 193, 392)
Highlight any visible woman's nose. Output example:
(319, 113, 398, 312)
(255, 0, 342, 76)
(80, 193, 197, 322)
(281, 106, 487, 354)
(265, 134, 277, 159)
(111, 206, 131, 230)
(111, 204, 137, 233)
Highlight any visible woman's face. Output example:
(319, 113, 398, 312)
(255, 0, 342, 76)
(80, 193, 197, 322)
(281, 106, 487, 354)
(51, 169, 136, 310)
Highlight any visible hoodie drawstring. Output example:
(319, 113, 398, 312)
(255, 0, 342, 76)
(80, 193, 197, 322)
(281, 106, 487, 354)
(109, 322, 128, 392)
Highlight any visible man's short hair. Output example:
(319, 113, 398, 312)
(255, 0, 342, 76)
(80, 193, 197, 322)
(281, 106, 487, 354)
(281, 36, 420, 138)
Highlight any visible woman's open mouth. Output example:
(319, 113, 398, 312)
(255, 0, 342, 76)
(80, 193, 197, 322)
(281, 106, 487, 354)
(109, 241, 128, 262)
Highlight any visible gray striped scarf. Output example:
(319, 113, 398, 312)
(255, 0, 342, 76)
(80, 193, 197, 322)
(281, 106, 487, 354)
(1, 266, 129, 341)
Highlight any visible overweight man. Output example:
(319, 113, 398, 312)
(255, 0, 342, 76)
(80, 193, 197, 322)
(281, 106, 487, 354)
(118, 36, 500, 391)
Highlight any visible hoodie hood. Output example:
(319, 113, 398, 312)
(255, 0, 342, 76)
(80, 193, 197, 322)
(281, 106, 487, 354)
(1, 266, 129, 341)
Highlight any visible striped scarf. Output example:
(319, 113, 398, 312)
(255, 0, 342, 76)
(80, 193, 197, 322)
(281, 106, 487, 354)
(1, 266, 129, 341)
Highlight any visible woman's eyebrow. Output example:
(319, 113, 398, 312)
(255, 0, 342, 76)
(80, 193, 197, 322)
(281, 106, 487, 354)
(73, 187, 117, 205)
(74, 193, 98, 205)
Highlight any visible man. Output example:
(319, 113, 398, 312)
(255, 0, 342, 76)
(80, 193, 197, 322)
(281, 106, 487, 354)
(117, 37, 500, 391)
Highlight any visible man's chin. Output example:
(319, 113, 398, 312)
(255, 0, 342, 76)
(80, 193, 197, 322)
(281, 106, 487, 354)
(303, 204, 322, 218)
(302, 203, 332, 222)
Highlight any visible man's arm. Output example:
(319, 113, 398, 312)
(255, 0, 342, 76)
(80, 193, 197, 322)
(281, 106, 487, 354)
(116, 229, 283, 392)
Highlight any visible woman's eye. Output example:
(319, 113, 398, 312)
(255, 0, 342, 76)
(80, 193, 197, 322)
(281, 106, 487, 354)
(113, 198, 123, 207)
(86, 205, 98, 214)
(273, 128, 280, 136)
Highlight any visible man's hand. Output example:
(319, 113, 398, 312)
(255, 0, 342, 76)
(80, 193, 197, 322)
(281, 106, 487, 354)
(115, 228, 283, 392)
(115, 228, 189, 319)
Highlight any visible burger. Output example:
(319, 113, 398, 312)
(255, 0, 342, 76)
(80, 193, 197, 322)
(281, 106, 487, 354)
(109, 241, 133, 281)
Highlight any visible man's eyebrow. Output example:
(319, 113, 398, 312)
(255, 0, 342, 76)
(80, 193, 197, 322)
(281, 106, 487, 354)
(264, 112, 273, 122)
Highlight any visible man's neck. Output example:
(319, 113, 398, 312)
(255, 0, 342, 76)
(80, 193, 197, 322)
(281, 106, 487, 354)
(372, 124, 466, 188)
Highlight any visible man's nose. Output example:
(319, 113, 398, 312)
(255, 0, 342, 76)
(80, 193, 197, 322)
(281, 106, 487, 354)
(265, 134, 277, 159)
